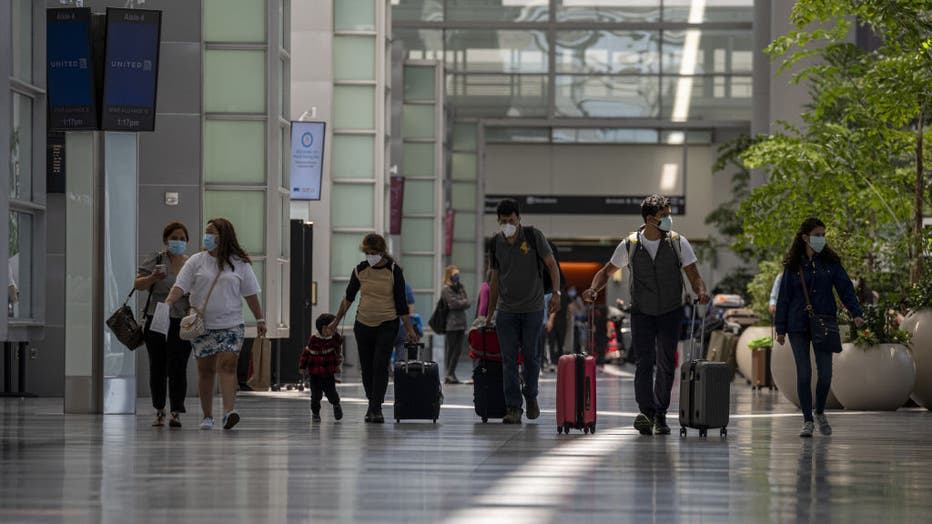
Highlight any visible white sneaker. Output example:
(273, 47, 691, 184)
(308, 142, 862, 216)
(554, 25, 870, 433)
(222, 410, 240, 430)
(799, 421, 814, 438)
(815, 414, 832, 436)
(199, 417, 215, 430)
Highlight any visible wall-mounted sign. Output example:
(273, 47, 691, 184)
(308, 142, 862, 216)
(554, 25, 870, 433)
(47, 8, 98, 130)
(46, 132, 66, 194)
(101, 8, 162, 131)
(290, 121, 326, 201)
(484, 195, 686, 215)
(389, 176, 405, 235)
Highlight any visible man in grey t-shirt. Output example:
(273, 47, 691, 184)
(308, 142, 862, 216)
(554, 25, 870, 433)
(485, 199, 561, 424)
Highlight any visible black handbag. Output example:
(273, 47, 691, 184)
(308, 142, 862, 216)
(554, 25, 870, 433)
(428, 296, 449, 334)
(798, 267, 842, 353)
(106, 254, 160, 350)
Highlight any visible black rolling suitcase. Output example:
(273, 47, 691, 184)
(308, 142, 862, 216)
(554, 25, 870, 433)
(472, 327, 507, 423)
(393, 343, 442, 423)
(679, 301, 731, 438)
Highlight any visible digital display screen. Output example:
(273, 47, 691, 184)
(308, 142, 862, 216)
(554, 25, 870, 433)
(290, 122, 327, 201)
(47, 8, 98, 130)
(101, 8, 161, 131)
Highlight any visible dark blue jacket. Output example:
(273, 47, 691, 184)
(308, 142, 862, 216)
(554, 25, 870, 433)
(775, 255, 863, 336)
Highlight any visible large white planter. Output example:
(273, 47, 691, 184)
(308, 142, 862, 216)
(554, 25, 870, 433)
(770, 337, 842, 409)
(832, 343, 916, 411)
(736, 326, 771, 381)
(901, 308, 932, 409)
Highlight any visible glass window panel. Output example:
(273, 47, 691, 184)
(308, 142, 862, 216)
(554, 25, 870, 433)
(661, 130, 714, 144)
(393, 29, 445, 62)
(241, 260, 265, 322)
(401, 218, 435, 252)
(281, 194, 289, 257)
(663, 0, 753, 23)
(9, 94, 33, 201)
(330, 281, 360, 326)
(403, 142, 435, 178)
(447, 74, 549, 118)
(555, 75, 660, 118)
(331, 184, 375, 228)
(205, 120, 266, 184)
(333, 86, 375, 129)
(485, 127, 550, 143)
(452, 242, 477, 272)
(8, 211, 33, 319)
(556, 0, 660, 23)
(552, 128, 659, 143)
(451, 182, 476, 210)
(392, 0, 444, 22)
(445, 30, 548, 73)
(403, 104, 435, 139)
(205, 0, 267, 42)
(452, 153, 477, 181)
(452, 123, 477, 151)
(412, 292, 434, 322)
(402, 255, 434, 290)
(204, 190, 266, 254)
(280, 126, 289, 189)
(453, 212, 477, 241)
(402, 179, 435, 215)
(334, 36, 376, 81)
(331, 233, 367, 278)
(12, 0, 32, 82)
(332, 135, 375, 179)
(662, 30, 753, 75)
(335, 0, 376, 31)
(447, 0, 549, 22)
(205, 50, 266, 113)
(556, 31, 660, 74)
(404, 66, 436, 102)
(660, 75, 752, 121)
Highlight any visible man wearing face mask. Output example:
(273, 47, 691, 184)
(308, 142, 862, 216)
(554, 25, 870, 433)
(485, 199, 562, 424)
(584, 194, 710, 436)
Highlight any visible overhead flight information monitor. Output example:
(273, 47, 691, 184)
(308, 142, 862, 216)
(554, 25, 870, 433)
(47, 8, 98, 130)
(101, 8, 162, 131)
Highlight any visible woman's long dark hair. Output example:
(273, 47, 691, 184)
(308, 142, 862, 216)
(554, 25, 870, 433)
(783, 217, 841, 271)
(208, 217, 251, 271)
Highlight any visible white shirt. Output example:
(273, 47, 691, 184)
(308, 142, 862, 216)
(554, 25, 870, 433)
(609, 231, 698, 269)
(174, 251, 261, 330)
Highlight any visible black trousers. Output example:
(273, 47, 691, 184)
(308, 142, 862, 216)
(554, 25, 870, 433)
(310, 375, 340, 414)
(355, 319, 399, 411)
(630, 306, 683, 418)
(144, 316, 192, 413)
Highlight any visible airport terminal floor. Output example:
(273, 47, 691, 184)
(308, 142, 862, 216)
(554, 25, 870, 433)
(2, 362, 931, 524)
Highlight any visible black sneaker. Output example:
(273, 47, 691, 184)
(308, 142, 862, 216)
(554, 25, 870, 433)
(654, 413, 671, 435)
(311, 412, 322, 423)
(364, 409, 374, 423)
(634, 413, 654, 435)
(525, 398, 540, 420)
(371, 409, 384, 424)
(333, 404, 343, 421)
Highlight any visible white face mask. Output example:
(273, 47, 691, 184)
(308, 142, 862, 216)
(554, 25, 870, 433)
(366, 254, 383, 267)
(501, 223, 518, 237)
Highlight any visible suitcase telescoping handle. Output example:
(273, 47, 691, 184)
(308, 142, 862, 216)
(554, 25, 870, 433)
(405, 342, 425, 362)
(687, 298, 706, 361)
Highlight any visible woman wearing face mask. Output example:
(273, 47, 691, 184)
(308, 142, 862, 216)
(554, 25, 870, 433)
(135, 222, 193, 428)
(775, 217, 864, 438)
(441, 265, 472, 384)
(330, 233, 419, 423)
(165, 218, 266, 431)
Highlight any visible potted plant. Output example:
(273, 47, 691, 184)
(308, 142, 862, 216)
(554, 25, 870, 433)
(832, 305, 915, 411)
(900, 277, 932, 408)
(736, 260, 781, 381)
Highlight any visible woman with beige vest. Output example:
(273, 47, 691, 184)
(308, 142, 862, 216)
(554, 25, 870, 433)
(330, 234, 419, 423)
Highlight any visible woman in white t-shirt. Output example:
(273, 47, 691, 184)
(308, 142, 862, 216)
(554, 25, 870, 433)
(165, 218, 265, 431)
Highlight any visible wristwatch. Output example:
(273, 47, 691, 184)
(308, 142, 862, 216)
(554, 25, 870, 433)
(553, 290, 561, 296)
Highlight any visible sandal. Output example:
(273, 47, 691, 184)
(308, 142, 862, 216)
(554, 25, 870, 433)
(152, 411, 166, 427)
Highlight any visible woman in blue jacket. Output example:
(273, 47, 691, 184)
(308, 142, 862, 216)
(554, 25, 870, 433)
(775, 218, 864, 438)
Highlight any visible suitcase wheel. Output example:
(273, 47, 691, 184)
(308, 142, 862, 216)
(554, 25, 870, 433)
(557, 426, 563, 434)
(680, 427, 687, 438)
(583, 426, 589, 434)
(720, 428, 727, 438)
(482, 417, 488, 423)
(433, 419, 437, 424)
(395, 419, 400, 423)
(589, 423, 596, 434)
(699, 429, 708, 438)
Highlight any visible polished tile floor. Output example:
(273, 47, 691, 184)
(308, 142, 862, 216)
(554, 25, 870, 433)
(2, 363, 931, 523)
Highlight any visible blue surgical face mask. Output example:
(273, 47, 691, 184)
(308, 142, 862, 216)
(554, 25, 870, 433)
(658, 216, 673, 232)
(568, 290, 577, 299)
(167, 240, 187, 256)
(204, 234, 218, 251)
(451, 274, 461, 283)
(808, 235, 827, 253)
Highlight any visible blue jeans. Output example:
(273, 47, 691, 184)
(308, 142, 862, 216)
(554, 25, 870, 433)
(788, 332, 833, 422)
(495, 309, 545, 410)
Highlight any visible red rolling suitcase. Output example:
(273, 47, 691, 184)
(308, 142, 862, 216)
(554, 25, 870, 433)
(556, 306, 597, 434)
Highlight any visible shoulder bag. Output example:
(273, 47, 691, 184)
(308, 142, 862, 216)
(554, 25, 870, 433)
(798, 267, 842, 353)
(179, 268, 223, 341)
(105, 253, 161, 350)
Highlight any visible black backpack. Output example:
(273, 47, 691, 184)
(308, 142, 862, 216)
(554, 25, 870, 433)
(490, 226, 565, 293)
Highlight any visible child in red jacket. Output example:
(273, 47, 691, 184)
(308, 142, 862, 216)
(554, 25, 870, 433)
(299, 313, 343, 422)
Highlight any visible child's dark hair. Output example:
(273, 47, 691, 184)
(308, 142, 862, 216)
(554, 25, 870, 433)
(315, 313, 336, 334)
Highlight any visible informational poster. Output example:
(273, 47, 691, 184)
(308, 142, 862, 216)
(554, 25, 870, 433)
(101, 8, 162, 131)
(484, 195, 687, 215)
(47, 132, 66, 194)
(290, 122, 326, 201)
(46, 8, 98, 130)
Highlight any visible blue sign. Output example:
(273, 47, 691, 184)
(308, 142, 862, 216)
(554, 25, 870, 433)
(290, 122, 326, 201)
(47, 8, 98, 130)
(101, 8, 161, 132)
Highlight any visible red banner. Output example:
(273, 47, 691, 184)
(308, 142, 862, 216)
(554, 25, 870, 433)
(444, 209, 455, 257)
(389, 176, 404, 235)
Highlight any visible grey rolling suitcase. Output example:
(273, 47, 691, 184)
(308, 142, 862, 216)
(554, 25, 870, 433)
(679, 301, 731, 438)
